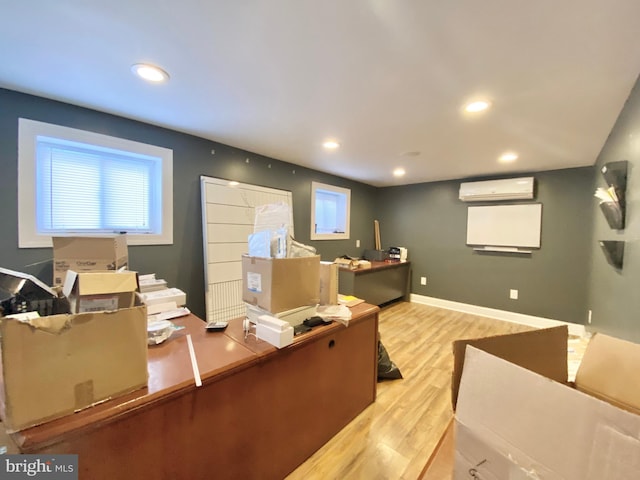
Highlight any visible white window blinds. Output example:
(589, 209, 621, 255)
(35, 137, 160, 234)
(19, 118, 173, 248)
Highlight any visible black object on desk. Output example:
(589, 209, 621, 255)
(206, 321, 228, 332)
(293, 324, 312, 336)
(303, 316, 331, 328)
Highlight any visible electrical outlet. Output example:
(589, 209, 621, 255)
(510, 289, 518, 300)
(356, 239, 360, 248)
(420, 276, 427, 286)
(588, 309, 592, 324)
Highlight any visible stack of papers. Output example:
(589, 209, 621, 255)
(594, 186, 619, 204)
(147, 302, 191, 322)
(137, 273, 188, 322)
(138, 273, 168, 293)
(139, 288, 186, 307)
(317, 304, 352, 326)
(338, 294, 364, 307)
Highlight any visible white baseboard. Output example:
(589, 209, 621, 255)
(410, 294, 586, 337)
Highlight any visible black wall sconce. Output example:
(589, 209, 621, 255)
(595, 160, 628, 230)
(599, 240, 625, 270)
(595, 161, 628, 270)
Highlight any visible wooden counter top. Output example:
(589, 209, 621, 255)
(12, 314, 259, 451)
(224, 302, 380, 356)
(10, 304, 379, 470)
(339, 260, 410, 275)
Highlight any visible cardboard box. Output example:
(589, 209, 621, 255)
(242, 255, 320, 314)
(334, 257, 371, 270)
(53, 235, 128, 286)
(138, 288, 187, 308)
(334, 257, 359, 269)
(453, 327, 640, 479)
(319, 261, 338, 305)
(63, 270, 139, 313)
(0, 305, 148, 432)
(451, 326, 569, 410)
(574, 333, 640, 415)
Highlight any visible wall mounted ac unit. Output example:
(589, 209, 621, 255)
(459, 177, 535, 202)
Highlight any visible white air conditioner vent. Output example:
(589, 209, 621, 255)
(459, 177, 535, 202)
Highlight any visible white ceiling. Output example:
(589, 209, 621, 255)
(2, 1, 640, 187)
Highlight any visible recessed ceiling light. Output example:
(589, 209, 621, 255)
(131, 63, 170, 83)
(322, 140, 340, 150)
(401, 151, 421, 157)
(464, 100, 491, 113)
(393, 168, 406, 177)
(499, 152, 519, 163)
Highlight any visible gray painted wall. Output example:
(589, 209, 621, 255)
(5, 84, 637, 338)
(375, 167, 595, 325)
(0, 89, 378, 320)
(588, 75, 640, 342)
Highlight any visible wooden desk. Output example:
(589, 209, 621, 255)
(339, 261, 411, 305)
(7, 304, 379, 479)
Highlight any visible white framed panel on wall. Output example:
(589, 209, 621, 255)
(466, 203, 542, 249)
(200, 176, 293, 324)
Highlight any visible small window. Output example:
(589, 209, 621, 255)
(310, 182, 350, 240)
(18, 118, 173, 247)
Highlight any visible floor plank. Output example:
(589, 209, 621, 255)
(286, 301, 534, 480)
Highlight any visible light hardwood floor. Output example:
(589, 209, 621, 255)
(286, 301, 534, 480)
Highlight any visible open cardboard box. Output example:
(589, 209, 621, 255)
(452, 326, 640, 479)
(63, 270, 139, 313)
(0, 304, 148, 432)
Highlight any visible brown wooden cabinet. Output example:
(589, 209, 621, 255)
(6, 304, 379, 480)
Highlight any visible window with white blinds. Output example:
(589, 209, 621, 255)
(18, 119, 173, 248)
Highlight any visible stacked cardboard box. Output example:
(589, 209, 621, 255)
(63, 270, 139, 313)
(242, 255, 321, 314)
(241, 254, 322, 346)
(136, 273, 188, 324)
(52, 235, 128, 286)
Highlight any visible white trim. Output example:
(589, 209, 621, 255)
(18, 118, 173, 247)
(310, 181, 351, 240)
(473, 246, 532, 254)
(410, 293, 586, 337)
